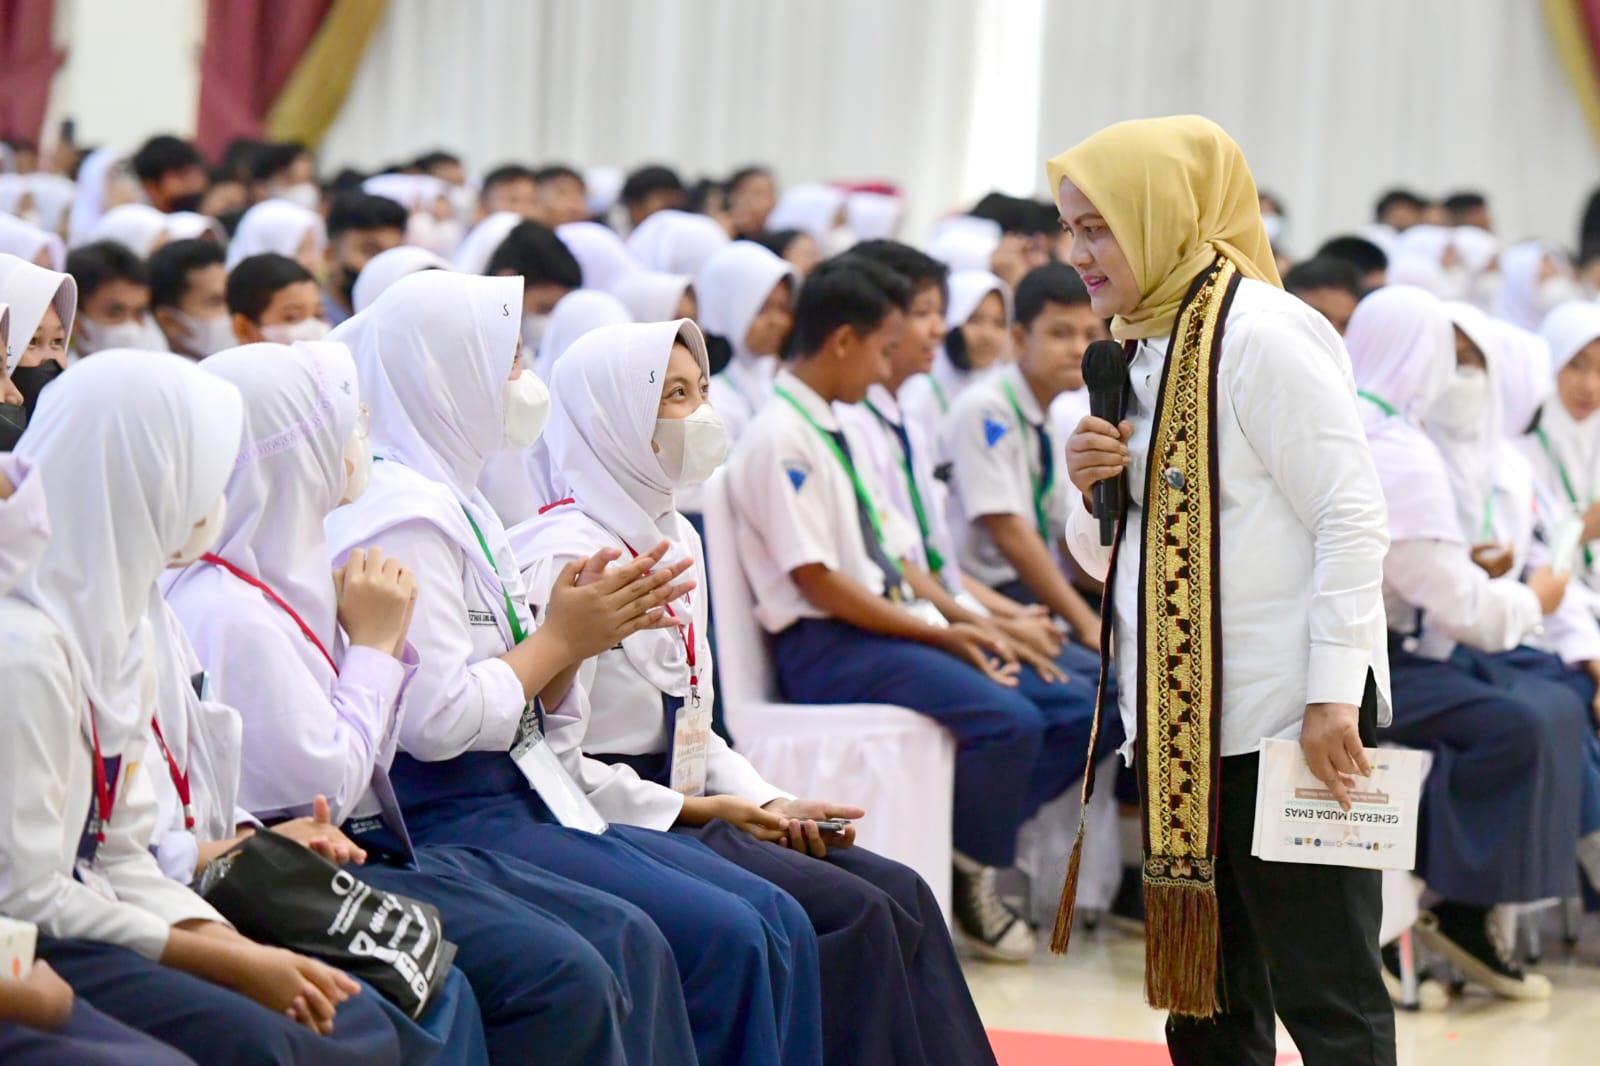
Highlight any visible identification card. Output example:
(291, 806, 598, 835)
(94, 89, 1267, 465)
(1551, 517, 1585, 576)
(902, 598, 950, 629)
(0, 916, 37, 979)
(669, 698, 712, 797)
(1250, 738, 1423, 871)
(511, 731, 608, 835)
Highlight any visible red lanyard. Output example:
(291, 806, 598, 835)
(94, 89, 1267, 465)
(620, 540, 699, 701)
(86, 705, 118, 843)
(200, 553, 339, 675)
(148, 718, 194, 830)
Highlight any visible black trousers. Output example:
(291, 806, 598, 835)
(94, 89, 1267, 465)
(1166, 683, 1396, 1066)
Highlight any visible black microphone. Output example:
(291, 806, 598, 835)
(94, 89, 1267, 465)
(1081, 339, 1130, 546)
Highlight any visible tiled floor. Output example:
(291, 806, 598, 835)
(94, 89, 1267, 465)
(965, 911, 1600, 1064)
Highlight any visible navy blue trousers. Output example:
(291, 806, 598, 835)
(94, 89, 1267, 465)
(1483, 645, 1600, 839)
(684, 821, 997, 1066)
(0, 1000, 198, 1066)
(37, 937, 402, 1066)
(773, 617, 1044, 867)
(1382, 638, 1588, 904)
(393, 753, 824, 1066)
(350, 840, 694, 1066)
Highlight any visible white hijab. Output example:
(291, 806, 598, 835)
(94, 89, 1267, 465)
(92, 203, 174, 257)
(1531, 300, 1600, 508)
(695, 240, 797, 365)
(67, 146, 124, 248)
(362, 174, 447, 213)
(0, 253, 77, 372)
(0, 214, 65, 271)
(766, 184, 846, 244)
(1495, 322, 1553, 440)
(557, 220, 641, 292)
(0, 453, 48, 596)
(165, 341, 359, 654)
(12, 350, 242, 755)
(25, 174, 77, 238)
(351, 245, 452, 313)
(927, 215, 1002, 273)
(624, 210, 730, 278)
(1435, 301, 1505, 542)
(454, 211, 521, 275)
(511, 319, 710, 694)
(930, 269, 1011, 395)
(166, 211, 227, 245)
(531, 290, 633, 382)
(845, 191, 902, 242)
(1495, 241, 1568, 332)
(226, 199, 327, 270)
(612, 270, 693, 324)
(1345, 285, 1462, 544)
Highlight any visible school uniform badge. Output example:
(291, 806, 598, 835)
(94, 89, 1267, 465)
(783, 460, 811, 491)
(983, 415, 1009, 446)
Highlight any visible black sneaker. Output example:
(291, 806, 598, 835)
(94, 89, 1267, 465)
(1107, 865, 1145, 935)
(952, 862, 1035, 962)
(1417, 902, 1551, 1000)
(1379, 937, 1448, 1010)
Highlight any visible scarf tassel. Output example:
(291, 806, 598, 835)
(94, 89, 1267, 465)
(1048, 817, 1087, 954)
(1143, 877, 1221, 1019)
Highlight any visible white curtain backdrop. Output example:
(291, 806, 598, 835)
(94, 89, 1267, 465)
(323, 0, 1600, 253)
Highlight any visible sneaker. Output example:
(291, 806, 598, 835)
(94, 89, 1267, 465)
(1107, 866, 1145, 936)
(953, 861, 1036, 962)
(1379, 937, 1448, 1010)
(1416, 902, 1551, 1001)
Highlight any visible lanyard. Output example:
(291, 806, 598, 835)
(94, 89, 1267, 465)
(1001, 378, 1054, 539)
(200, 553, 339, 674)
(149, 718, 194, 831)
(86, 705, 118, 844)
(1480, 492, 1496, 545)
(927, 373, 949, 414)
(864, 399, 946, 574)
(775, 386, 897, 561)
(620, 540, 701, 704)
(1533, 426, 1594, 569)
(462, 509, 529, 646)
(1357, 390, 1398, 417)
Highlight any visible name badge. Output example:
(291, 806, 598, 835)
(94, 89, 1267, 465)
(669, 699, 713, 797)
(511, 731, 608, 835)
(466, 609, 498, 627)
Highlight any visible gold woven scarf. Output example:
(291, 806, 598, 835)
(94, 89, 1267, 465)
(1051, 257, 1239, 1019)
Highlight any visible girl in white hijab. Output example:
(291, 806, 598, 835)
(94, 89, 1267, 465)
(66, 147, 137, 248)
(324, 270, 826, 1066)
(0, 213, 64, 270)
(624, 210, 729, 279)
(1349, 287, 1586, 1001)
(556, 220, 641, 292)
(926, 215, 1002, 274)
(166, 338, 686, 1065)
(1496, 241, 1587, 332)
(766, 184, 849, 252)
(362, 175, 460, 258)
(92, 203, 175, 258)
(1, 350, 401, 1061)
(899, 269, 1011, 451)
(513, 319, 994, 1066)
(844, 191, 902, 243)
(478, 290, 634, 525)
(226, 200, 326, 274)
(612, 271, 695, 324)
(0, 255, 76, 435)
(701, 241, 799, 446)
(349, 245, 451, 314)
(453, 211, 520, 276)
(25, 173, 77, 240)
(1521, 300, 1600, 590)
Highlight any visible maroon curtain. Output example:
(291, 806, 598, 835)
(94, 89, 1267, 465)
(196, 0, 332, 158)
(0, 0, 65, 143)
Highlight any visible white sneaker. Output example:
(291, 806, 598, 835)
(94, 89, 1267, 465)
(952, 859, 1035, 963)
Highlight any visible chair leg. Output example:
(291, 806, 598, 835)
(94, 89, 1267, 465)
(1397, 927, 1420, 1009)
(1563, 896, 1581, 947)
(1523, 911, 1542, 964)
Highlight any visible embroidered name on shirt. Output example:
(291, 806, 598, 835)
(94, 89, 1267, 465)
(467, 609, 498, 626)
(983, 416, 1009, 446)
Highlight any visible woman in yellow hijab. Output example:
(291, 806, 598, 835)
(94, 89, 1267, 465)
(1050, 116, 1397, 1066)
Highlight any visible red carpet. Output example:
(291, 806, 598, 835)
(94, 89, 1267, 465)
(989, 1030, 1303, 1064)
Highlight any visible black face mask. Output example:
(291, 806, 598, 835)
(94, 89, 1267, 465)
(943, 327, 972, 372)
(167, 192, 207, 214)
(9, 359, 64, 418)
(0, 403, 25, 451)
(336, 263, 362, 310)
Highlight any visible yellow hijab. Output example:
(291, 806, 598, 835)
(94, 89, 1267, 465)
(1046, 115, 1281, 341)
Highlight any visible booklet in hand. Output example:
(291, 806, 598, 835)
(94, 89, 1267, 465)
(1251, 738, 1424, 871)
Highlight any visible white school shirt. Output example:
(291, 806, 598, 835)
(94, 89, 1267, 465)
(519, 522, 791, 830)
(728, 368, 920, 634)
(709, 354, 777, 448)
(167, 565, 415, 826)
(947, 362, 1072, 587)
(0, 597, 224, 959)
(836, 383, 966, 595)
(1063, 278, 1392, 759)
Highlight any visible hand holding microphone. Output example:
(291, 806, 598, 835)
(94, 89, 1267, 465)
(1068, 340, 1132, 545)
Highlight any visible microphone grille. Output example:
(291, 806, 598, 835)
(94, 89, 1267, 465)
(1081, 339, 1128, 392)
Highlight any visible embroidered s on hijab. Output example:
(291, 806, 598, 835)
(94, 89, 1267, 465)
(1046, 115, 1280, 341)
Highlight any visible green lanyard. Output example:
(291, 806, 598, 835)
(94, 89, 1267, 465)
(775, 386, 900, 571)
(1533, 426, 1594, 569)
(928, 373, 949, 414)
(462, 508, 529, 645)
(1480, 493, 1496, 544)
(1001, 377, 1053, 540)
(1357, 390, 1398, 417)
(864, 400, 946, 574)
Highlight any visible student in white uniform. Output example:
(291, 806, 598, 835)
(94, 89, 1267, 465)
(226, 200, 327, 276)
(702, 241, 799, 439)
(898, 269, 1011, 452)
(322, 270, 826, 1066)
(730, 254, 1055, 962)
(0, 252, 75, 430)
(513, 318, 997, 1066)
(1055, 117, 1394, 1061)
(0, 350, 400, 1065)
(1521, 300, 1600, 596)
(1347, 285, 1586, 1001)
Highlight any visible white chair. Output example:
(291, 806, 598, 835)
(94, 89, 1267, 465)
(1016, 756, 1124, 928)
(699, 467, 958, 921)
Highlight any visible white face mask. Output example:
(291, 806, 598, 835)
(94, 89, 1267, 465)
(341, 429, 372, 503)
(171, 310, 237, 358)
(77, 313, 171, 356)
(1435, 264, 1470, 302)
(1536, 275, 1587, 315)
(1429, 366, 1490, 435)
(1471, 269, 1501, 311)
(272, 182, 321, 211)
(653, 403, 729, 486)
(501, 372, 551, 450)
(447, 184, 477, 223)
(168, 495, 227, 567)
(1261, 213, 1285, 246)
(521, 312, 550, 355)
(407, 212, 464, 257)
(261, 318, 331, 344)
